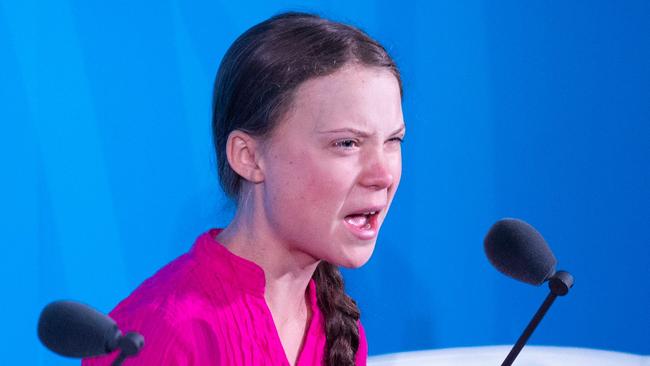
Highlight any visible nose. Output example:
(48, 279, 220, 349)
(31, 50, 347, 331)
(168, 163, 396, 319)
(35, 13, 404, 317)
(359, 150, 394, 190)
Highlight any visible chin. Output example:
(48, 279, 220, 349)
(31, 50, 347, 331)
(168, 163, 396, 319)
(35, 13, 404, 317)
(335, 243, 376, 269)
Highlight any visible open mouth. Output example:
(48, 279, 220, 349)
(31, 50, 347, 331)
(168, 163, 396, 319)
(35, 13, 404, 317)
(344, 211, 379, 230)
(343, 210, 381, 239)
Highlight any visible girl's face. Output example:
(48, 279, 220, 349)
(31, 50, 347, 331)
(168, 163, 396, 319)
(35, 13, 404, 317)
(258, 64, 404, 268)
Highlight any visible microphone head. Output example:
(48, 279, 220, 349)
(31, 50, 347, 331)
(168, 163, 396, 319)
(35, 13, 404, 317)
(484, 218, 557, 285)
(38, 301, 121, 358)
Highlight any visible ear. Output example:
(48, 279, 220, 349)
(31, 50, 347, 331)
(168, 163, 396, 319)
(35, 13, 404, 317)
(225, 130, 265, 184)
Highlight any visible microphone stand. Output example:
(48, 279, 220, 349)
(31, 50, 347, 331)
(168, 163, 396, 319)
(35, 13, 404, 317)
(111, 332, 145, 366)
(500, 270, 574, 366)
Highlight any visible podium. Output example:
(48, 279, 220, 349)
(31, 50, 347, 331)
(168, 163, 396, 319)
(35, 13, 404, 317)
(368, 345, 650, 366)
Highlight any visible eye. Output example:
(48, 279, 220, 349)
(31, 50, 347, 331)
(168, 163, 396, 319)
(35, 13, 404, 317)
(333, 139, 359, 149)
(388, 136, 404, 144)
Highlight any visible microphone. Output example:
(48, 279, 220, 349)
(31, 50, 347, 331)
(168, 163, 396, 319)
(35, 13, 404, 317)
(38, 301, 144, 365)
(484, 218, 574, 366)
(484, 218, 557, 285)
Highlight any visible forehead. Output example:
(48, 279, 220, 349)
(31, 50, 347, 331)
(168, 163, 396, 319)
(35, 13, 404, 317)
(282, 65, 403, 132)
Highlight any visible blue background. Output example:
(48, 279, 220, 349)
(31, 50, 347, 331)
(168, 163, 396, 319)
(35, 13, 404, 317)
(1, 1, 648, 364)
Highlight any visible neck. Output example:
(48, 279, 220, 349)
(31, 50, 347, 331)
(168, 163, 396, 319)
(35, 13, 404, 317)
(216, 195, 320, 320)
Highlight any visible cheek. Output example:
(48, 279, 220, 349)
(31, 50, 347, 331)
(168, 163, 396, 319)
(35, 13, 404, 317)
(265, 150, 349, 218)
(292, 155, 351, 210)
(387, 150, 402, 188)
(263, 151, 355, 251)
(392, 153, 403, 188)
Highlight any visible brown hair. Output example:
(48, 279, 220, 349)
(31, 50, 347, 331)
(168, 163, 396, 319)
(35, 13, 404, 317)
(212, 11, 401, 365)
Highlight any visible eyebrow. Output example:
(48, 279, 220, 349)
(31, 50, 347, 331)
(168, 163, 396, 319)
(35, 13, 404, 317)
(317, 125, 406, 137)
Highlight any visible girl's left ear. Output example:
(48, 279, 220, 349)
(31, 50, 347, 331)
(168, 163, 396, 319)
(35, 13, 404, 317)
(225, 130, 265, 184)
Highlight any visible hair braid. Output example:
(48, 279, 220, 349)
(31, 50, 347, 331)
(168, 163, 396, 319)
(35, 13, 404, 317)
(313, 261, 360, 366)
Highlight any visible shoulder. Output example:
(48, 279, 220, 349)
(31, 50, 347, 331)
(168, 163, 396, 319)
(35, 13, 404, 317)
(83, 253, 222, 365)
(113, 252, 206, 317)
(112, 243, 238, 332)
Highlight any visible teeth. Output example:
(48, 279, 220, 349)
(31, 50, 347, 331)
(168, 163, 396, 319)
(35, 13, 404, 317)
(348, 210, 378, 217)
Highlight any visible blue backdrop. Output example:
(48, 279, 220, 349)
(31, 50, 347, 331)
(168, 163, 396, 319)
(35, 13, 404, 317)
(1, 1, 648, 364)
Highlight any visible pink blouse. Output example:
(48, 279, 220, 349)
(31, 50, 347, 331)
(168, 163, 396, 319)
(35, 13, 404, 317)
(82, 229, 368, 365)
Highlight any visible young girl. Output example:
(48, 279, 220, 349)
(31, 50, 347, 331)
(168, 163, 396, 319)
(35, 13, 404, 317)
(83, 11, 404, 366)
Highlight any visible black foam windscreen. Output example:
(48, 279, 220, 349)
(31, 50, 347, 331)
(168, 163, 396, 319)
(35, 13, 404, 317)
(38, 301, 121, 358)
(484, 218, 557, 285)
